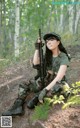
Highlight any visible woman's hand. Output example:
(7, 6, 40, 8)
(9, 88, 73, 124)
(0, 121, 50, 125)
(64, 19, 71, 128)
(33, 38, 41, 65)
(38, 88, 48, 103)
(35, 38, 41, 49)
(35, 37, 44, 49)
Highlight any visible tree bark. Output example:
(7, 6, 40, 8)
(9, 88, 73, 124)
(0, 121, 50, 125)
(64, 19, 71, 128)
(14, 0, 20, 57)
(74, 9, 80, 34)
(59, 5, 64, 32)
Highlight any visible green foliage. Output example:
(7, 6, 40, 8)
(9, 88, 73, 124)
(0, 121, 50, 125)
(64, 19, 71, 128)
(31, 81, 80, 121)
(62, 95, 80, 109)
(0, 59, 10, 73)
(52, 95, 65, 105)
(31, 95, 65, 121)
(62, 81, 80, 109)
(0, 0, 80, 72)
(31, 100, 50, 121)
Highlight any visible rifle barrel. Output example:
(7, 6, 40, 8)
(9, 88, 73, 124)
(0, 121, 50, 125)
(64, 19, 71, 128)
(39, 29, 44, 86)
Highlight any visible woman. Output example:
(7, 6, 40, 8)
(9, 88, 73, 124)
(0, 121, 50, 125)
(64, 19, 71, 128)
(2, 32, 70, 116)
(37, 32, 70, 103)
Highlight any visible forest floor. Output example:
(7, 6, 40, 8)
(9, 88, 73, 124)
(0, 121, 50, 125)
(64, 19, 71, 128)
(0, 45, 80, 128)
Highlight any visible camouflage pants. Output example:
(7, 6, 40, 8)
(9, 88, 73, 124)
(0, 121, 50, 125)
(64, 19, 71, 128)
(18, 77, 70, 100)
(18, 78, 44, 100)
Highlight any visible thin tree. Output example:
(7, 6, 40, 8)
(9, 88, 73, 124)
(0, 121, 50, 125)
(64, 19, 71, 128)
(14, 0, 20, 57)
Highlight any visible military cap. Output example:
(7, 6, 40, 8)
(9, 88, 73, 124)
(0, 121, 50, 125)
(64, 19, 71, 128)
(43, 32, 61, 41)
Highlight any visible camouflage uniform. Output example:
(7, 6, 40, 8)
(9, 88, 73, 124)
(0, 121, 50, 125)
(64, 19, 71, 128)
(19, 52, 70, 105)
(2, 52, 70, 116)
(38, 52, 70, 102)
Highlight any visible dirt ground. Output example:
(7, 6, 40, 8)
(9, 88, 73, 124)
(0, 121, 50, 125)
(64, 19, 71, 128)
(0, 45, 80, 128)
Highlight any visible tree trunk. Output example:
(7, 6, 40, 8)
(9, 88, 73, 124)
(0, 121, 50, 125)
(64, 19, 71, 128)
(3, 0, 7, 57)
(68, 4, 74, 33)
(74, 9, 80, 34)
(68, 0, 77, 34)
(53, 6, 59, 30)
(0, 1, 2, 27)
(59, 5, 64, 32)
(47, 6, 54, 32)
(14, 0, 20, 57)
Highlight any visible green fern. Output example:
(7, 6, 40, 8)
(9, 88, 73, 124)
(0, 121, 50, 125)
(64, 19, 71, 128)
(31, 101, 50, 121)
(31, 81, 80, 121)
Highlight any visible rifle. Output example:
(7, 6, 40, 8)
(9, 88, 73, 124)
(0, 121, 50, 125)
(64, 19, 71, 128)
(38, 28, 45, 87)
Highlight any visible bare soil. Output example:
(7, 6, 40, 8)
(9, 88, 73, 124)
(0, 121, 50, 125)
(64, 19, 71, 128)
(0, 45, 80, 128)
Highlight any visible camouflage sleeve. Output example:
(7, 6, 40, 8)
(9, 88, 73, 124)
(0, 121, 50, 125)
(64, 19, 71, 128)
(60, 55, 70, 67)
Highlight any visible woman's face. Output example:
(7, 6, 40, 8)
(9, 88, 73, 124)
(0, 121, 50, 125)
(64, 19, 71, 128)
(46, 38, 60, 51)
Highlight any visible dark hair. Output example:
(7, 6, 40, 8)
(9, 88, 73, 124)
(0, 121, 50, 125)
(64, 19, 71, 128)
(45, 41, 70, 68)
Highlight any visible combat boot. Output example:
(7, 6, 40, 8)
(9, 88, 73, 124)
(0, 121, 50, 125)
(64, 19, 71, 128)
(2, 82, 30, 116)
(2, 98, 24, 116)
(27, 94, 39, 109)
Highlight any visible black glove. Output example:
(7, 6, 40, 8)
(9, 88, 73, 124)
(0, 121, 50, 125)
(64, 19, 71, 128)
(35, 42, 40, 49)
(38, 88, 48, 103)
(35, 39, 44, 49)
(51, 82, 62, 94)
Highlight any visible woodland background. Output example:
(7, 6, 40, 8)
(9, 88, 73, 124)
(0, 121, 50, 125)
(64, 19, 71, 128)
(0, 0, 80, 72)
(0, 1, 80, 128)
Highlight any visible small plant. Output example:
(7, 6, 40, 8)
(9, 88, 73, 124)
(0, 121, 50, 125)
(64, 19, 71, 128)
(31, 81, 80, 121)
(52, 95, 65, 105)
(31, 95, 65, 121)
(62, 95, 80, 109)
(62, 81, 80, 109)
(31, 100, 51, 121)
